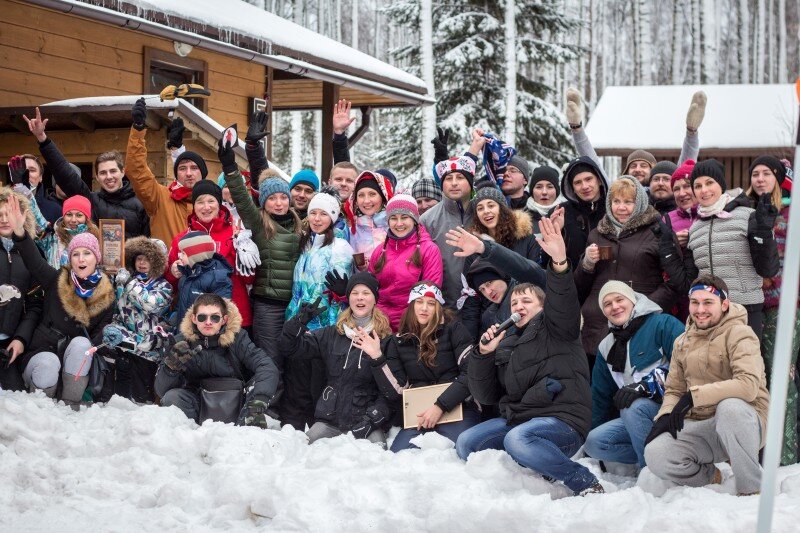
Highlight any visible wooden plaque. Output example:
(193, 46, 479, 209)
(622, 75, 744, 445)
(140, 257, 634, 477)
(402, 383, 464, 429)
(99, 219, 125, 274)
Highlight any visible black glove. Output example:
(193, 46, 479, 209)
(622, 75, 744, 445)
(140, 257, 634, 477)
(431, 126, 450, 164)
(246, 111, 270, 144)
(8, 156, 30, 188)
(217, 129, 238, 173)
(755, 192, 778, 231)
(324, 270, 349, 299)
(644, 415, 671, 446)
(613, 381, 649, 410)
(166, 117, 185, 149)
(131, 97, 147, 130)
(236, 397, 271, 429)
(668, 392, 694, 437)
(351, 405, 386, 439)
(297, 297, 326, 326)
(651, 215, 679, 259)
(545, 378, 564, 400)
(164, 340, 201, 372)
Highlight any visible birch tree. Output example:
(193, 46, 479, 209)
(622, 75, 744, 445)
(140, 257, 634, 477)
(503, 0, 518, 144)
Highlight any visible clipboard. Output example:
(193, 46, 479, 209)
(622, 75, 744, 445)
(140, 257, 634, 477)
(402, 383, 463, 429)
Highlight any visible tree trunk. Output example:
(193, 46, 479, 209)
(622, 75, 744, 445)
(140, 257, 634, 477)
(503, 0, 517, 144)
(639, 0, 652, 84)
(420, 0, 436, 165)
(779, 0, 788, 82)
(740, 0, 751, 82)
(757, 0, 766, 82)
(671, 0, 683, 84)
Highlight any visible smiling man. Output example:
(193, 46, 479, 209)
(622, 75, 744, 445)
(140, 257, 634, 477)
(556, 156, 609, 266)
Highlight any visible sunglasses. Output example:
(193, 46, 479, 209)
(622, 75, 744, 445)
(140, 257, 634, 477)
(196, 313, 223, 324)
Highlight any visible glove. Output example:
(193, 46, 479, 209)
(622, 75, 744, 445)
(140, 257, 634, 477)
(686, 90, 707, 131)
(613, 382, 649, 410)
(668, 392, 694, 437)
(164, 340, 201, 372)
(324, 270, 349, 299)
(245, 111, 270, 143)
(0, 284, 21, 306)
(545, 378, 564, 400)
(114, 267, 131, 286)
(233, 229, 261, 276)
(102, 324, 126, 348)
(237, 398, 271, 429)
(651, 215, 679, 259)
(431, 127, 450, 164)
(166, 117, 185, 149)
(644, 415, 671, 445)
(131, 97, 147, 130)
(351, 405, 386, 439)
(755, 193, 778, 231)
(8, 156, 30, 188)
(565, 87, 584, 127)
(217, 126, 238, 173)
(296, 297, 326, 326)
(159, 83, 211, 102)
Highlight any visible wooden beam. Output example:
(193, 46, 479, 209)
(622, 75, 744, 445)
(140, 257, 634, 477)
(321, 81, 339, 181)
(10, 115, 27, 133)
(70, 113, 96, 133)
(144, 110, 162, 131)
(347, 106, 372, 149)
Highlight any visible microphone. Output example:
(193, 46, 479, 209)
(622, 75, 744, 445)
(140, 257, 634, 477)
(480, 312, 521, 345)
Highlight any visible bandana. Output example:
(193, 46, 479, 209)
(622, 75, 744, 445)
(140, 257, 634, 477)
(689, 284, 728, 301)
(456, 273, 477, 310)
(408, 283, 445, 306)
(71, 268, 102, 299)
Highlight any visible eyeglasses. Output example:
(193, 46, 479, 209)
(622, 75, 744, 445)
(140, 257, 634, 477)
(196, 313, 222, 324)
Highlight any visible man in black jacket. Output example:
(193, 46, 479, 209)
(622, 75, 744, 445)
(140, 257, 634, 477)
(555, 156, 608, 266)
(23, 107, 150, 238)
(456, 216, 603, 495)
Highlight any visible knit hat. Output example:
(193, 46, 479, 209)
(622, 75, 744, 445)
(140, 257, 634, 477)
(508, 155, 530, 183)
(598, 280, 637, 308)
(671, 159, 696, 188)
(376, 168, 398, 188)
(68, 232, 102, 264)
(465, 260, 509, 290)
(567, 162, 599, 184)
(63, 195, 92, 219)
(650, 161, 678, 180)
(607, 175, 649, 222)
(289, 169, 320, 192)
(355, 177, 387, 203)
(471, 267, 505, 289)
(530, 166, 561, 196)
(385, 194, 420, 224)
(178, 231, 215, 267)
(307, 192, 341, 222)
(749, 155, 787, 185)
(624, 150, 657, 172)
(342, 171, 394, 233)
(472, 185, 506, 208)
(434, 156, 477, 188)
(174, 151, 208, 180)
(346, 271, 380, 302)
(691, 159, 727, 192)
(411, 178, 442, 202)
(258, 177, 290, 208)
(191, 179, 223, 205)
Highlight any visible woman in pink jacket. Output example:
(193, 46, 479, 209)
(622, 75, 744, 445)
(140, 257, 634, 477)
(370, 194, 443, 331)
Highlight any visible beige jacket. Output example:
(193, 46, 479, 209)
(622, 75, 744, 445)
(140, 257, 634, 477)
(657, 302, 770, 447)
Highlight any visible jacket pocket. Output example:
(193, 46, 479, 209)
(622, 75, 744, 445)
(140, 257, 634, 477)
(314, 385, 338, 421)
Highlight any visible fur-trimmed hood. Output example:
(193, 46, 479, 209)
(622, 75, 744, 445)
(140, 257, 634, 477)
(0, 186, 36, 239)
(597, 205, 660, 237)
(178, 298, 243, 347)
(510, 209, 533, 240)
(56, 269, 115, 326)
(125, 236, 168, 278)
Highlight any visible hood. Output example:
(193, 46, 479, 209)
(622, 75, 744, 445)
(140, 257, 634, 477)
(179, 297, 243, 347)
(125, 236, 168, 277)
(608, 291, 663, 328)
(685, 301, 748, 337)
(97, 178, 135, 201)
(510, 209, 533, 240)
(561, 156, 607, 205)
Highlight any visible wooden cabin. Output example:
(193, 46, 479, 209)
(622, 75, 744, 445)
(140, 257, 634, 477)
(584, 84, 797, 190)
(0, 0, 432, 185)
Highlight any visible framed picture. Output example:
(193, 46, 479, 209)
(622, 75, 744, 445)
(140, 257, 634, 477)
(99, 219, 125, 274)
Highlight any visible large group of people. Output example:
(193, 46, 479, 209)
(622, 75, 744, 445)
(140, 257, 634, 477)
(0, 87, 796, 497)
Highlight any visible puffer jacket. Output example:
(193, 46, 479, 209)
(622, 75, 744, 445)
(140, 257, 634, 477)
(174, 254, 232, 326)
(278, 316, 391, 432)
(574, 206, 676, 355)
(154, 300, 279, 402)
(38, 138, 150, 238)
(371, 321, 473, 412)
(591, 294, 685, 429)
(286, 233, 354, 329)
(164, 207, 253, 326)
(370, 225, 443, 330)
(556, 156, 608, 267)
(657, 302, 770, 447)
(225, 168, 300, 302)
(468, 266, 592, 439)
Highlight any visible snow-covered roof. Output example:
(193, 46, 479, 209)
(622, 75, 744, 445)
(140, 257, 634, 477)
(34, 0, 431, 104)
(585, 84, 798, 153)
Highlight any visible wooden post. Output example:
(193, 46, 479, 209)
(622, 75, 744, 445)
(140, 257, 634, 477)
(321, 81, 339, 182)
(265, 66, 274, 162)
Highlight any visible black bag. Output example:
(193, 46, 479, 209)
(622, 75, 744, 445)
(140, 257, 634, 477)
(88, 351, 111, 398)
(199, 349, 245, 424)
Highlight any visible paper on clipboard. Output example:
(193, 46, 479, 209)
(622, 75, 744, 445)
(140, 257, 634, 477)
(402, 383, 463, 429)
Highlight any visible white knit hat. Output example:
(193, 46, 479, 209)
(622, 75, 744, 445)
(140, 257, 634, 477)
(598, 280, 637, 307)
(308, 192, 341, 222)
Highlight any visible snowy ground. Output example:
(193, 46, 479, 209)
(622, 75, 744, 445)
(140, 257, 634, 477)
(2, 392, 800, 533)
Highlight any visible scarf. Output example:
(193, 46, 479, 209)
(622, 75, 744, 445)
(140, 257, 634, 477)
(507, 194, 529, 211)
(526, 195, 566, 216)
(342, 316, 374, 370)
(481, 133, 517, 187)
(71, 268, 102, 299)
(272, 211, 294, 223)
(168, 180, 192, 202)
(698, 193, 732, 219)
(1, 237, 13, 253)
(607, 314, 649, 373)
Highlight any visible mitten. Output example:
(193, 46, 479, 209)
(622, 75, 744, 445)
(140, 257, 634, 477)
(0, 284, 21, 306)
(102, 324, 126, 348)
(686, 91, 707, 131)
(166, 117, 185, 149)
(565, 88, 584, 127)
(164, 341, 201, 372)
(131, 98, 147, 130)
(233, 229, 261, 276)
(644, 415, 671, 445)
(545, 378, 564, 400)
(115, 268, 131, 286)
(351, 405, 386, 439)
(755, 193, 778, 231)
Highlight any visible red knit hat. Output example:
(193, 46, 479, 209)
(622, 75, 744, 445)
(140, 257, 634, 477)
(63, 195, 92, 220)
(671, 159, 696, 189)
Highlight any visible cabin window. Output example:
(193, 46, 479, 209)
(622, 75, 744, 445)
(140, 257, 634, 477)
(143, 48, 208, 112)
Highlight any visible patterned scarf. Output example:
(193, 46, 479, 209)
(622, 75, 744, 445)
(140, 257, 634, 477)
(481, 133, 517, 188)
(71, 268, 102, 299)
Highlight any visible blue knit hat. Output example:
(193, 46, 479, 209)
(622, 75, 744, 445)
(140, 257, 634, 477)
(289, 169, 319, 192)
(259, 177, 290, 208)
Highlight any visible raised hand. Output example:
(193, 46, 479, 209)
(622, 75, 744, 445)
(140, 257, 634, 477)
(431, 126, 451, 163)
(324, 270, 349, 298)
(565, 87, 584, 127)
(166, 117, 185, 149)
(5, 193, 28, 238)
(353, 328, 382, 359)
(536, 216, 567, 270)
(549, 206, 565, 234)
(7, 156, 30, 188)
(445, 226, 486, 257)
(217, 125, 238, 171)
(245, 111, 270, 143)
(131, 97, 147, 130)
(755, 193, 778, 230)
(468, 128, 487, 155)
(332, 99, 356, 135)
(297, 297, 326, 325)
(22, 107, 48, 142)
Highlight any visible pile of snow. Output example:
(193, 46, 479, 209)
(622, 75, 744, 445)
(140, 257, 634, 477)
(2, 391, 800, 532)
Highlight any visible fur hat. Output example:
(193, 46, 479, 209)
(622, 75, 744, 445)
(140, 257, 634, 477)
(598, 280, 637, 307)
(385, 194, 420, 224)
(346, 271, 380, 302)
(125, 236, 168, 277)
(174, 151, 208, 180)
(625, 150, 657, 172)
(691, 159, 727, 192)
(671, 159, 696, 189)
(68, 232, 101, 264)
(63, 195, 92, 219)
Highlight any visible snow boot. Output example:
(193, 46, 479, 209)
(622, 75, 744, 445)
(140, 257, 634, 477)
(43, 385, 57, 398)
(61, 372, 89, 407)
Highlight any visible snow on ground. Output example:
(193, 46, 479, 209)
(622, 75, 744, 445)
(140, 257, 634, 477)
(2, 391, 800, 533)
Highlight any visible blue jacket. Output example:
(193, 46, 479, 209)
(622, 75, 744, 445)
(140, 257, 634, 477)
(175, 254, 233, 325)
(591, 294, 684, 429)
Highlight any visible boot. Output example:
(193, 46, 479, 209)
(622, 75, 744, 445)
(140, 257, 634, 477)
(43, 385, 57, 398)
(61, 372, 89, 407)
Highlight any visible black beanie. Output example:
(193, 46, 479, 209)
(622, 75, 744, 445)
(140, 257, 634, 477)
(690, 159, 727, 192)
(355, 178, 387, 204)
(174, 151, 209, 180)
(567, 163, 598, 184)
(471, 269, 505, 289)
(191, 179, 223, 205)
(346, 271, 380, 302)
(749, 155, 786, 185)
(530, 166, 561, 196)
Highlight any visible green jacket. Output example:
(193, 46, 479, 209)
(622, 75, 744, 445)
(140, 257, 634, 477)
(226, 169, 300, 301)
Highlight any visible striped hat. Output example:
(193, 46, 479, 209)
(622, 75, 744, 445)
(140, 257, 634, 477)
(385, 194, 419, 224)
(178, 231, 215, 267)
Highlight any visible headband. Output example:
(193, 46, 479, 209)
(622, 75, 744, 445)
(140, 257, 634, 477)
(408, 283, 446, 306)
(689, 284, 727, 301)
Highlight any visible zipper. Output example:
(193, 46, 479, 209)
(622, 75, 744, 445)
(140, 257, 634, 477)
(708, 218, 714, 276)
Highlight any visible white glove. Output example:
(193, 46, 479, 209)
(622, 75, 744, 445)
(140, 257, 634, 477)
(233, 229, 261, 277)
(115, 267, 131, 286)
(0, 284, 21, 306)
